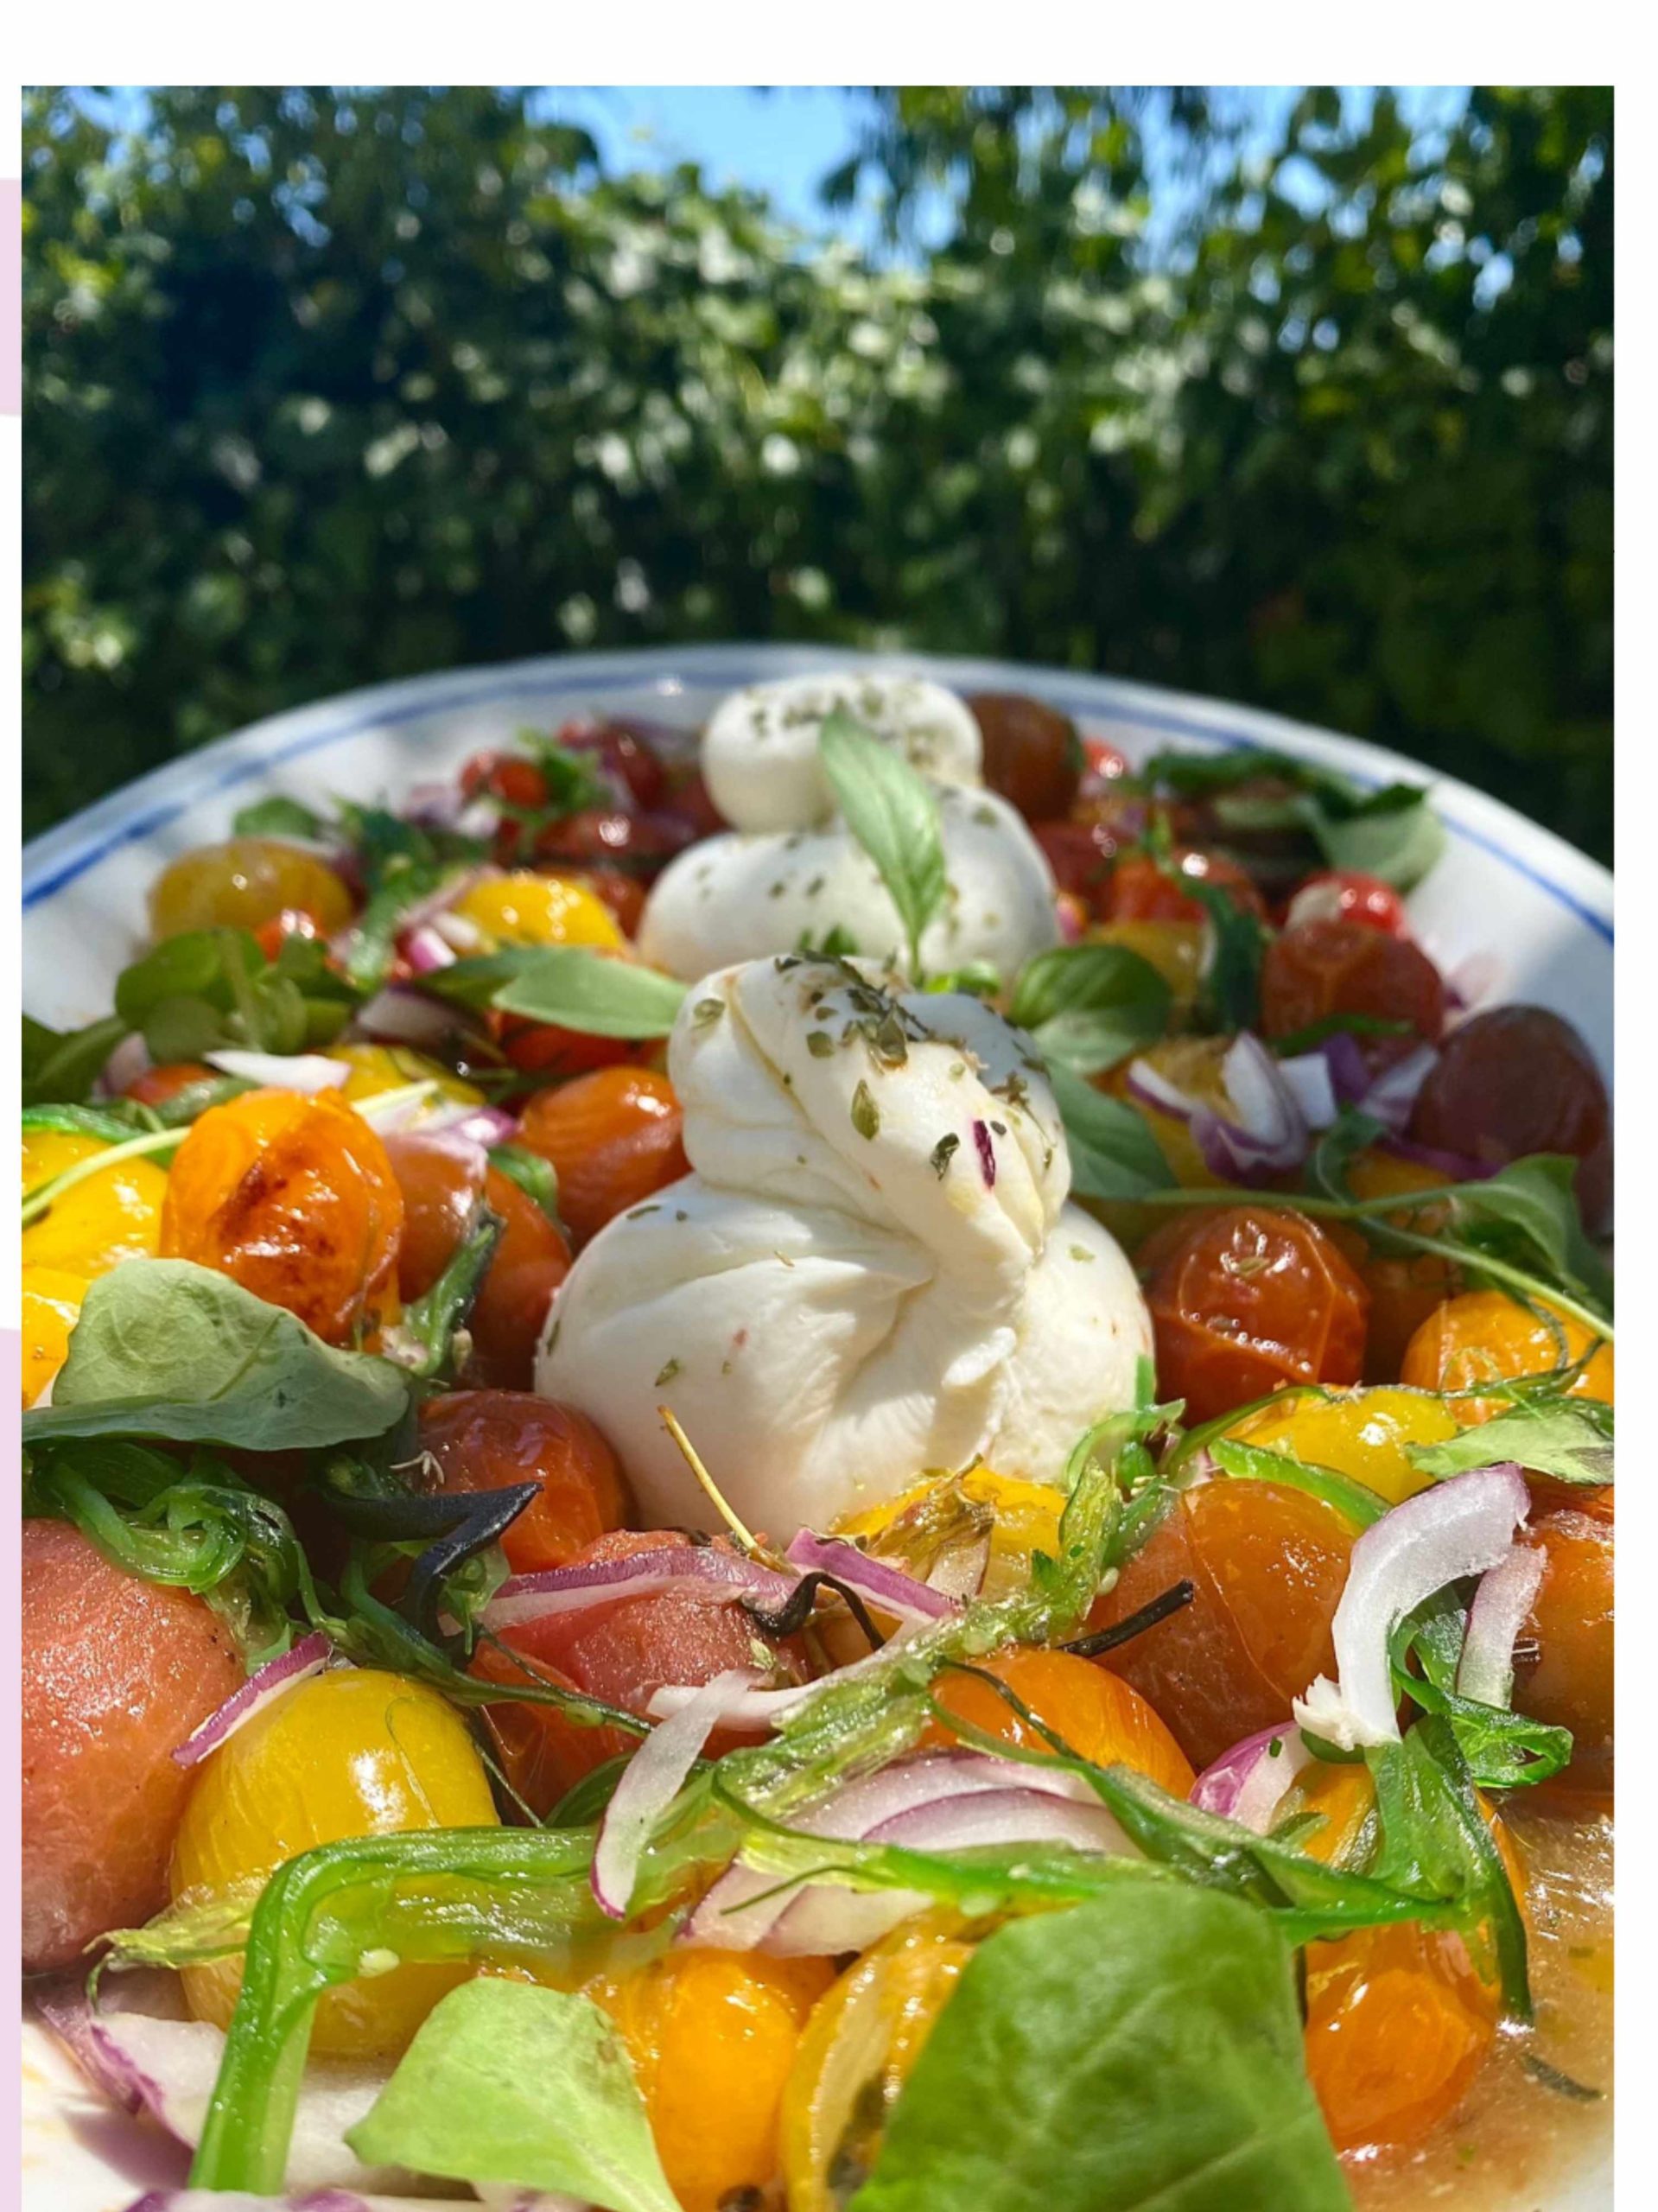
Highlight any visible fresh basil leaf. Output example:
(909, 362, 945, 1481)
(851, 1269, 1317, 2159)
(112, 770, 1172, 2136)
(23, 1259, 409, 1450)
(1137, 747, 1444, 893)
(21, 1012, 130, 1105)
(852, 1885, 1347, 2212)
(819, 707, 948, 978)
(1050, 1064, 1175, 1200)
(1174, 868, 1267, 1031)
(1408, 1393, 1612, 1487)
(488, 1142, 561, 1221)
(346, 1978, 678, 2212)
(1010, 944, 1172, 1076)
(430, 945, 687, 1036)
(1210, 1436, 1390, 1528)
(231, 794, 326, 840)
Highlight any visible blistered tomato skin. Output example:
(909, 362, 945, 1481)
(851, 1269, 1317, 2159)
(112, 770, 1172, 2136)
(171, 1669, 499, 2055)
(1338, 1149, 1459, 1382)
(22, 1128, 168, 1280)
(926, 1646, 1195, 1797)
(1260, 917, 1445, 1043)
(1515, 1508, 1614, 1791)
(22, 1520, 245, 1973)
(585, 1949, 833, 2212)
(964, 692, 1083, 820)
(384, 1131, 485, 1302)
(148, 838, 353, 941)
(453, 871, 626, 951)
(1408, 1005, 1612, 1229)
(161, 1088, 404, 1345)
(419, 1391, 627, 1573)
(517, 1066, 689, 1245)
(20, 1267, 88, 1407)
(1145, 1206, 1369, 1423)
(466, 1166, 574, 1387)
(1108, 849, 1267, 926)
(1400, 1289, 1612, 1424)
(1085, 1479, 1356, 1770)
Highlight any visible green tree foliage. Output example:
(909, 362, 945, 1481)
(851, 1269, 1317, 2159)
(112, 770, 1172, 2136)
(22, 86, 1610, 856)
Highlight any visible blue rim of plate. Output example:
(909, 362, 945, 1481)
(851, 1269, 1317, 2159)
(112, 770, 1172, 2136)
(22, 645, 1612, 947)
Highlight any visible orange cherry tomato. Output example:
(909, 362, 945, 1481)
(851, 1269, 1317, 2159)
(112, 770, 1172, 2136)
(499, 1015, 640, 1083)
(1260, 917, 1445, 1044)
(1085, 1479, 1357, 1771)
(1408, 1006, 1611, 1230)
(473, 1529, 809, 1815)
(517, 1066, 689, 1245)
(384, 1133, 482, 1301)
(252, 908, 325, 963)
(926, 1647, 1194, 1798)
(1337, 1149, 1459, 1383)
(1108, 849, 1267, 926)
(419, 1390, 628, 1573)
(1399, 1289, 1612, 1426)
(1145, 1205, 1369, 1423)
(124, 1061, 219, 1108)
(1515, 1507, 1613, 1793)
(160, 1088, 403, 1344)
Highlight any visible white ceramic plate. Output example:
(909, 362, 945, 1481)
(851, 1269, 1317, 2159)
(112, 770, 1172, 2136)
(20, 645, 1614, 2210)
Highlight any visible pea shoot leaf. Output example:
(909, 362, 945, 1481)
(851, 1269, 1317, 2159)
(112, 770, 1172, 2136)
(819, 707, 948, 979)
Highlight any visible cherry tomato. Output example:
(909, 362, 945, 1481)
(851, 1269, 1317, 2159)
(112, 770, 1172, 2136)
(1337, 1149, 1460, 1383)
(473, 1529, 808, 1815)
(586, 1948, 832, 2212)
(467, 1166, 574, 1386)
(835, 1463, 1063, 1605)
(22, 1520, 244, 1971)
(1145, 1206, 1369, 1422)
(173, 1669, 498, 2055)
(1408, 1007, 1611, 1230)
(460, 750, 550, 810)
(327, 1041, 485, 1106)
(1089, 920, 1207, 1012)
(1260, 917, 1445, 1044)
(420, 1391, 627, 1573)
(926, 1647, 1195, 1797)
(655, 767, 727, 840)
(453, 871, 625, 951)
(1399, 1289, 1612, 1425)
(499, 1016, 640, 1083)
(1108, 849, 1267, 926)
(1304, 1918, 1497, 2155)
(20, 1266, 87, 1408)
(252, 908, 325, 963)
(1285, 871, 1412, 938)
(517, 1066, 689, 1245)
(160, 1089, 404, 1345)
(22, 1127, 168, 1280)
(557, 717, 670, 810)
(1032, 816, 1124, 911)
(1085, 1479, 1357, 1770)
(384, 1132, 484, 1301)
(1514, 1508, 1613, 1791)
(148, 838, 353, 941)
(124, 1060, 219, 1108)
(1230, 1385, 1459, 1506)
(964, 692, 1083, 820)
(574, 866, 648, 939)
(1082, 736, 1131, 785)
(533, 808, 696, 880)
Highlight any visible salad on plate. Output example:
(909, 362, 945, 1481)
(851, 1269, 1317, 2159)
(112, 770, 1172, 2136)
(19, 668, 1613, 2212)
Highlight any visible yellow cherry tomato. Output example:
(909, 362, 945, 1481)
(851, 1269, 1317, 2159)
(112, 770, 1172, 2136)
(1088, 919, 1206, 1013)
(20, 1266, 88, 1408)
(149, 838, 354, 940)
(585, 1948, 832, 2212)
(22, 1128, 168, 1278)
(1401, 1289, 1613, 1426)
(171, 1669, 498, 2056)
(781, 1918, 973, 2211)
(324, 1042, 486, 1107)
(454, 871, 624, 951)
(835, 1462, 1064, 1602)
(1231, 1386, 1460, 1506)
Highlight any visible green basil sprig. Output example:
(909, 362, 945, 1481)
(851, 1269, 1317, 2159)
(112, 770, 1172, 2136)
(819, 707, 948, 981)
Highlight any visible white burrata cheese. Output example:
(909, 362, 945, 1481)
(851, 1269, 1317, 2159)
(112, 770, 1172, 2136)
(702, 669, 983, 834)
(534, 957, 1153, 1538)
(638, 782, 1061, 983)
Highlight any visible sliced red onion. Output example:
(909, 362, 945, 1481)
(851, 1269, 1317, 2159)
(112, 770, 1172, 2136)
(1357, 1042, 1438, 1132)
(484, 1547, 797, 1633)
(400, 924, 456, 975)
(203, 1051, 350, 1095)
(1275, 1052, 1339, 1130)
(1191, 1724, 1312, 1834)
(1375, 1130, 1497, 1183)
(1316, 1028, 1373, 1106)
(402, 779, 469, 831)
(428, 1103, 520, 1149)
(397, 867, 488, 938)
(1127, 1035, 1310, 1182)
(1293, 1464, 1530, 1751)
(1457, 1544, 1547, 1709)
(592, 1670, 756, 1919)
(120, 2193, 416, 2212)
(351, 987, 473, 1054)
(173, 1634, 334, 1768)
(784, 1530, 959, 1623)
(1124, 1057, 1202, 1123)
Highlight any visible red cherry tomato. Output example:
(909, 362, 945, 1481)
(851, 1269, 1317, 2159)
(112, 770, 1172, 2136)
(1260, 918, 1445, 1044)
(473, 1529, 808, 1814)
(1082, 736, 1130, 785)
(1108, 849, 1267, 927)
(556, 718, 670, 811)
(573, 867, 648, 940)
(1145, 1205, 1370, 1422)
(500, 1015, 640, 1084)
(655, 769, 727, 841)
(1086, 1479, 1356, 1770)
(419, 1390, 628, 1573)
(533, 809, 696, 880)
(1286, 871, 1411, 939)
(460, 751, 550, 810)
(1032, 817, 1124, 910)
(1408, 1006, 1611, 1230)
(252, 908, 327, 963)
(384, 1133, 483, 1302)
(964, 692, 1083, 821)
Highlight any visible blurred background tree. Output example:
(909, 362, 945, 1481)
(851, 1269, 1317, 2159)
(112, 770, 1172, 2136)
(22, 85, 1611, 856)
